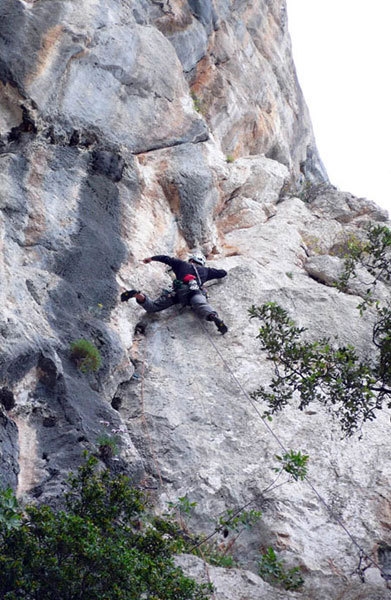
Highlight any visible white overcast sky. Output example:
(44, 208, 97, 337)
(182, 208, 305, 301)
(286, 0, 391, 216)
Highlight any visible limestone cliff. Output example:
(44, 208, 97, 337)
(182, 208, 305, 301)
(0, 1, 390, 598)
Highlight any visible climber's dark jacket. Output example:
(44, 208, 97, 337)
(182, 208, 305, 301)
(137, 255, 227, 327)
(150, 255, 227, 285)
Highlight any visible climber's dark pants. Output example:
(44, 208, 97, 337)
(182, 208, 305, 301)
(138, 291, 218, 320)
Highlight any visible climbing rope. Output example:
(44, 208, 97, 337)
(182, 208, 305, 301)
(196, 315, 388, 581)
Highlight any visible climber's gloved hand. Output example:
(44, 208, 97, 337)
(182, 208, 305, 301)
(143, 257, 152, 263)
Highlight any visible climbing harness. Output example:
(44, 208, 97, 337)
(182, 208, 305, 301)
(173, 269, 205, 306)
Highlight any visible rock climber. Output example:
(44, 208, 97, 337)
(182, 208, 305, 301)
(121, 254, 228, 334)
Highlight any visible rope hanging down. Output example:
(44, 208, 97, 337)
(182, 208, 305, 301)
(196, 316, 387, 581)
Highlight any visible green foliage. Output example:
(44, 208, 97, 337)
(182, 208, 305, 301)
(274, 450, 309, 481)
(296, 180, 332, 203)
(373, 305, 391, 386)
(337, 222, 391, 403)
(96, 433, 120, 459)
(166, 495, 197, 518)
(199, 507, 261, 567)
(160, 499, 262, 570)
(249, 302, 383, 436)
(258, 547, 304, 591)
(218, 508, 262, 533)
(301, 233, 323, 255)
(191, 92, 206, 116)
(330, 233, 363, 259)
(0, 456, 212, 600)
(164, 495, 198, 537)
(337, 223, 391, 296)
(225, 155, 235, 163)
(156, 505, 235, 568)
(191, 508, 262, 568)
(195, 540, 237, 568)
(0, 488, 22, 532)
(70, 338, 102, 373)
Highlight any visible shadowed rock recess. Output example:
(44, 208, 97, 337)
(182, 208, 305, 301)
(0, 0, 390, 598)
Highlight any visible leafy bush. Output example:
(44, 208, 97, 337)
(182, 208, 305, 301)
(0, 456, 212, 600)
(258, 547, 304, 591)
(160, 498, 263, 570)
(218, 507, 262, 533)
(274, 450, 309, 481)
(296, 180, 332, 203)
(96, 433, 120, 460)
(195, 541, 237, 568)
(337, 223, 391, 294)
(250, 302, 383, 436)
(250, 224, 391, 436)
(0, 488, 21, 532)
(70, 338, 102, 373)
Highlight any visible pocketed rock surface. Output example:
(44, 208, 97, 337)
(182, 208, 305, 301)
(0, 1, 390, 598)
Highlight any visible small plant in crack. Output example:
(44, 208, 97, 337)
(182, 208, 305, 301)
(274, 450, 309, 481)
(70, 338, 102, 373)
(258, 546, 304, 590)
(96, 433, 120, 460)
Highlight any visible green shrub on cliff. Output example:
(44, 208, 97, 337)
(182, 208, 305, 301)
(250, 223, 391, 436)
(70, 338, 102, 373)
(250, 301, 379, 436)
(0, 456, 212, 600)
(258, 547, 304, 591)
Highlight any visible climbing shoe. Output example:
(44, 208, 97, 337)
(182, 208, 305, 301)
(215, 319, 228, 335)
(208, 314, 228, 335)
(121, 289, 140, 302)
(135, 322, 146, 335)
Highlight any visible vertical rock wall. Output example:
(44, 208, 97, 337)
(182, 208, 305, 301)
(0, 1, 390, 598)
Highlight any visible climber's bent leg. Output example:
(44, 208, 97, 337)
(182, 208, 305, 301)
(137, 293, 176, 313)
(189, 292, 217, 319)
(189, 294, 228, 334)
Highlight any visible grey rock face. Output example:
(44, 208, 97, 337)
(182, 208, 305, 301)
(0, 0, 208, 153)
(176, 554, 391, 600)
(0, 0, 323, 179)
(0, 409, 19, 489)
(0, 0, 390, 598)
